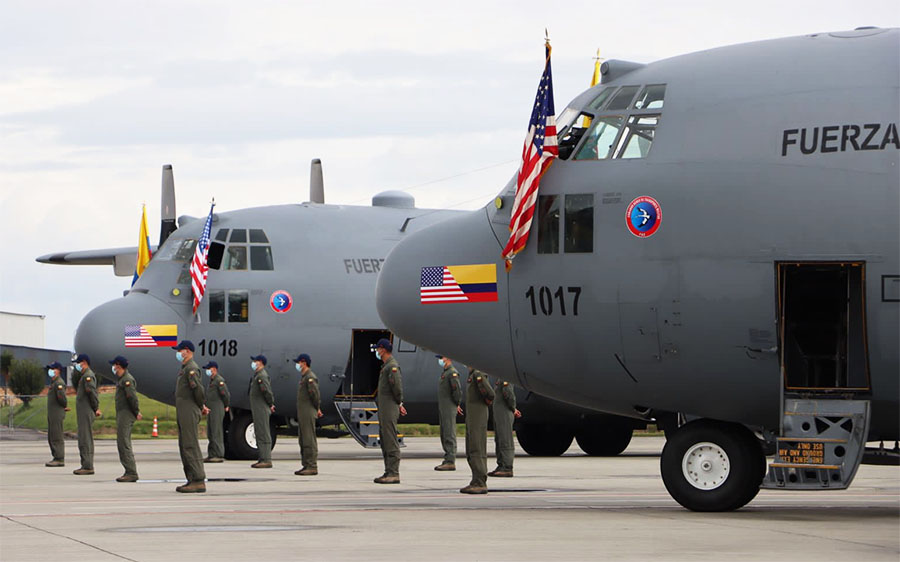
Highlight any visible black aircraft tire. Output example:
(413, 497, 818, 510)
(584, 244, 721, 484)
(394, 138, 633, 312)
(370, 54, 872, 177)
(225, 410, 277, 460)
(660, 420, 764, 512)
(575, 420, 634, 456)
(515, 423, 574, 456)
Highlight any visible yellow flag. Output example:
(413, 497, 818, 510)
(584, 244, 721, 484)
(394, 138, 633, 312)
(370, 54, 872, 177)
(590, 48, 601, 87)
(132, 205, 152, 286)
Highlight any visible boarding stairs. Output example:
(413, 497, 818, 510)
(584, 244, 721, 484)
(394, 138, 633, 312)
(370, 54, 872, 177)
(334, 397, 405, 449)
(762, 397, 870, 490)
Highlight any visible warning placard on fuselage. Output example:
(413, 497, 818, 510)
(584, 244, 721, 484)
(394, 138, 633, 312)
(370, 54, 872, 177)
(779, 441, 825, 465)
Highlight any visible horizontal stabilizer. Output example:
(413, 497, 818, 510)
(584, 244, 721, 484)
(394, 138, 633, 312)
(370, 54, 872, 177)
(36, 246, 157, 277)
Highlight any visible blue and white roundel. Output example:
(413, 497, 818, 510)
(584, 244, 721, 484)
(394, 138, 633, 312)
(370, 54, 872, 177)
(269, 290, 293, 314)
(625, 196, 662, 238)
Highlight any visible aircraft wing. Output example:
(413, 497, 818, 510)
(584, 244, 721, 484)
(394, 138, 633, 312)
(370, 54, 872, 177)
(36, 246, 157, 277)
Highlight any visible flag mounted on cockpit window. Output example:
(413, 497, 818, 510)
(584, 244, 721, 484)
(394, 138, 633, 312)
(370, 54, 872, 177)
(190, 202, 215, 315)
(131, 204, 152, 287)
(501, 36, 558, 271)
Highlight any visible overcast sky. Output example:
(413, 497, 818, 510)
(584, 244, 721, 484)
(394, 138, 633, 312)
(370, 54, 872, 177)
(1, 0, 898, 350)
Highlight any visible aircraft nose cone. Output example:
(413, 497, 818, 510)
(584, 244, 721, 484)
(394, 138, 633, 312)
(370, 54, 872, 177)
(74, 293, 183, 399)
(376, 209, 517, 379)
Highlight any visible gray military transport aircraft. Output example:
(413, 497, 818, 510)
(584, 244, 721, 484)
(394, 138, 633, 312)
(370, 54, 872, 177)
(375, 28, 900, 511)
(37, 162, 643, 459)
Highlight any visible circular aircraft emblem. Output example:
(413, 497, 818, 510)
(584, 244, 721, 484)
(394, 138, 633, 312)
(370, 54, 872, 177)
(269, 290, 293, 314)
(625, 196, 662, 238)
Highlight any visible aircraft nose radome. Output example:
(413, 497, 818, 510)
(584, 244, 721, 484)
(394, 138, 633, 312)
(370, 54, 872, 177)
(74, 294, 182, 393)
(376, 209, 517, 380)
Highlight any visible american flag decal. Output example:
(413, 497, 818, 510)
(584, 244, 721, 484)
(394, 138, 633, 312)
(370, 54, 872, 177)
(124, 324, 178, 347)
(420, 264, 498, 304)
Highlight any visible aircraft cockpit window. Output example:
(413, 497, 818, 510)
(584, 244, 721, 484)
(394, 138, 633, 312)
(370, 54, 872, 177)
(564, 194, 594, 253)
(249, 229, 268, 243)
(537, 195, 560, 254)
(223, 246, 247, 270)
(176, 265, 191, 285)
(615, 115, 660, 159)
(250, 246, 274, 271)
(605, 85, 640, 111)
(557, 113, 594, 160)
(168, 239, 197, 262)
(573, 116, 624, 160)
(632, 84, 665, 110)
(214, 229, 229, 242)
(587, 87, 616, 111)
(208, 290, 249, 323)
(229, 229, 247, 243)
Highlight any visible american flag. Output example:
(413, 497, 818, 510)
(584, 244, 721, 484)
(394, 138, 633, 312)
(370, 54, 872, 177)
(501, 42, 558, 270)
(420, 266, 467, 303)
(190, 203, 215, 314)
(124, 325, 156, 347)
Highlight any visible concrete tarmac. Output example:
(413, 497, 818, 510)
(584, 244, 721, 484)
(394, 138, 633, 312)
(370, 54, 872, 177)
(1, 436, 898, 561)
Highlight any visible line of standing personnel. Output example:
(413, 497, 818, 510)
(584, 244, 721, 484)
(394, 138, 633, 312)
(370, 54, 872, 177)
(111, 355, 142, 482)
(489, 376, 521, 478)
(44, 362, 69, 467)
(294, 353, 322, 475)
(248, 355, 275, 469)
(72, 354, 101, 475)
(435, 355, 462, 471)
(203, 361, 230, 463)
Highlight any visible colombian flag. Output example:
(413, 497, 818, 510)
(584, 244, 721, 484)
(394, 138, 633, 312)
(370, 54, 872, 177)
(420, 264, 499, 304)
(132, 205, 152, 287)
(124, 324, 178, 347)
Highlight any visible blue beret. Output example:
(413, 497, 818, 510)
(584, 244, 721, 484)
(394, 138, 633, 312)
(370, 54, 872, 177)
(202, 361, 218, 369)
(174, 340, 195, 352)
(72, 353, 90, 364)
(293, 354, 311, 366)
(250, 355, 267, 365)
(109, 355, 129, 367)
(376, 338, 392, 352)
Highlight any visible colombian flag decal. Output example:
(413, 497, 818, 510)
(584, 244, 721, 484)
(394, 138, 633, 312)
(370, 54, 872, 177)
(124, 324, 178, 347)
(420, 264, 498, 304)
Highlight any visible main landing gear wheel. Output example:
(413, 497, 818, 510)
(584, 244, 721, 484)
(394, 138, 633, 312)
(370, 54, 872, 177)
(225, 410, 278, 460)
(575, 417, 634, 456)
(661, 419, 765, 512)
(515, 423, 574, 456)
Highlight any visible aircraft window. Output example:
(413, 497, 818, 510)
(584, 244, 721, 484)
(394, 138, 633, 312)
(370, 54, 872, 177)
(229, 229, 247, 243)
(208, 291, 226, 322)
(615, 115, 660, 159)
(249, 229, 269, 243)
(176, 265, 191, 285)
(632, 84, 666, 110)
(214, 229, 229, 242)
(222, 246, 247, 270)
(228, 290, 249, 323)
(172, 239, 197, 262)
(207, 242, 225, 270)
(564, 194, 594, 253)
(536, 195, 560, 254)
(588, 87, 616, 111)
(250, 246, 274, 271)
(557, 113, 594, 160)
(573, 116, 624, 160)
(556, 107, 580, 132)
(606, 85, 640, 111)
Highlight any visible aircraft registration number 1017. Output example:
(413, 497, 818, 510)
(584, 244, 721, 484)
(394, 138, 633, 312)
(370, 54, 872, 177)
(197, 339, 239, 357)
(525, 286, 582, 316)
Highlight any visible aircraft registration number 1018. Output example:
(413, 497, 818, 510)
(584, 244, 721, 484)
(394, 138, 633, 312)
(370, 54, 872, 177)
(197, 339, 239, 357)
(525, 286, 582, 316)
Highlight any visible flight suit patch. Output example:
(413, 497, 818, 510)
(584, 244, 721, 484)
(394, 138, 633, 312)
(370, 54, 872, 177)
(219, 381, 225, 386)
(476, 376, 482, 381)
(85, 377, 92, 382)
(503, 382, 508, 386)
(451, 373, 458, 377)
(57, 385, 63, 389)
(391, 367, 398, 372)
(125, 381, 131, 386)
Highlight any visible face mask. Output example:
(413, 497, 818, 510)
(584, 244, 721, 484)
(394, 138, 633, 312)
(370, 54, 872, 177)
(205, 369, 212, 377)
(75, 363, 83, 372)
(375, 350, 382, 360)
(47, 369, 54, 377)
(112, 366, 118, 376)
(176, 351, 184, 362)
(295, 363, 301, 372)
(251, 361, 258, 371)
(437, 358, 444, 368)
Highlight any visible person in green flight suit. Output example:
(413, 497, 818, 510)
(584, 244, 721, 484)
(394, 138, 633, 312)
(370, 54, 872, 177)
(44, 361, 69, 467)
(374, 338, 406, 484)
(71, 354, 101, 475)
(202, 361, 230, 463)
(110, 355, 141, 482)
(173, 341, 209, 493)
(293, 353, 323, 476)
(461, 368, 494, 494)
(434, 355, 463, 471)
(489, 377, 522, 478)
(249, 354, 275, 468)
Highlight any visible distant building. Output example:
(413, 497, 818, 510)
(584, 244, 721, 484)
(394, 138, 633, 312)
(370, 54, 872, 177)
(0, 311, 45, 348)
(1, 311, 72, 387)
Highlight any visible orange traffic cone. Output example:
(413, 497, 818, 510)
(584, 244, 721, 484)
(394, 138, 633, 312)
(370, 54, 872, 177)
(152, 416, 159, 438)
